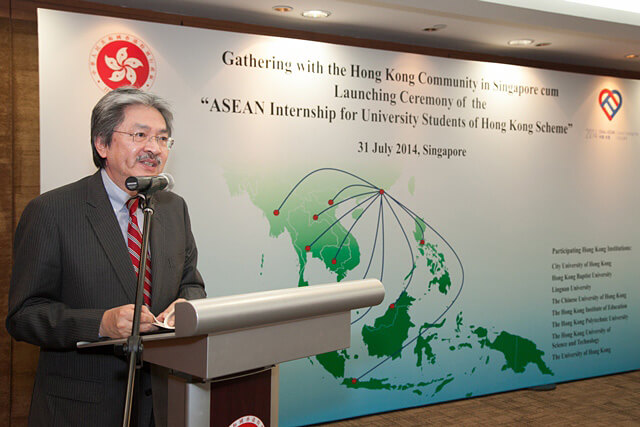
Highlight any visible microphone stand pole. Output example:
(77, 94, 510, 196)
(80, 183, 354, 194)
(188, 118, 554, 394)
(122, 194, 154, 427)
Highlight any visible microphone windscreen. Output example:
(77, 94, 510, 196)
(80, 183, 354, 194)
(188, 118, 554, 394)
(160, 173, 175, 191)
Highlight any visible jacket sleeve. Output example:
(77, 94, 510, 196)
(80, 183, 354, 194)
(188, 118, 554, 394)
(177, 199, 206, 301)
(6, 198, 105, 349)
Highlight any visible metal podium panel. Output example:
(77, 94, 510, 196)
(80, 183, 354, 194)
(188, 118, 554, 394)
(143, 312, 350, 379)
(167, 375, 210, 427)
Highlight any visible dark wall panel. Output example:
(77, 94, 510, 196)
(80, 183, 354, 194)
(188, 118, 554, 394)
(9, 17, 39, 427)
(1, 11, 14, 427)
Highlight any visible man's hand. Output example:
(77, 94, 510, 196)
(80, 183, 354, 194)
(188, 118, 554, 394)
(99, 304, 157, 338)
(155, 298, 187, 327)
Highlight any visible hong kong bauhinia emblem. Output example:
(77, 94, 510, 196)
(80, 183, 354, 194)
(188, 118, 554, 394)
(228, 415, 265, 427)
(89, 33, 156, 91)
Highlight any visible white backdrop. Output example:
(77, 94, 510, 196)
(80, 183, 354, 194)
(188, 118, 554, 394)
(39, 9, 639, 426)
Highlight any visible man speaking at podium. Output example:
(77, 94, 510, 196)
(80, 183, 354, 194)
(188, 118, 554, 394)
(6, 87, 206, 426)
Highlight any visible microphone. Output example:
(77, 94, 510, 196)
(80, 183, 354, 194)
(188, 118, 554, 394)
(125, 173, 175, 195)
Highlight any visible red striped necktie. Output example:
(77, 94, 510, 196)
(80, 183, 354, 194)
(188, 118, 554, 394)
(126, 197, 152, 306)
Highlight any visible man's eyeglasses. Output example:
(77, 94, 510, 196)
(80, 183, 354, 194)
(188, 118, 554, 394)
(113, 130, 175, 150)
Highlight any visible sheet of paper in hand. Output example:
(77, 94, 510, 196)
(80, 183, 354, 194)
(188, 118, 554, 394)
(152, 309, 175, 330)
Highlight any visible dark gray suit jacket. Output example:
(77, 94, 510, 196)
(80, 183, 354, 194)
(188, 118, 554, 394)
(6, 170, 206, 426)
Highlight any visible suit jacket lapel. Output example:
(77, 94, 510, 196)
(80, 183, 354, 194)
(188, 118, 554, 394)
(85, 171, 137, 302)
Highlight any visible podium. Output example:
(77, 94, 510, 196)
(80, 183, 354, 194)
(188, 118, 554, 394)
(79, 279, 384, 427)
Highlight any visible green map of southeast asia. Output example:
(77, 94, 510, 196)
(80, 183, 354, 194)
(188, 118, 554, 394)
(225, 167, 553, 398)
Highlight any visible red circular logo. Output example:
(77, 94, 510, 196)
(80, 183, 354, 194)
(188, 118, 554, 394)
(228, 415, 265, 427)
(89, 34, 156, 91)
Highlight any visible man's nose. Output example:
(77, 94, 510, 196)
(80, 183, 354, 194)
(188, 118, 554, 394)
(142, 136, 162, 153)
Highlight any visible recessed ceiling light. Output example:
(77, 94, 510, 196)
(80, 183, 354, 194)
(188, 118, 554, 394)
(624, 53, 638, 59)
(508, 39, 534, 46)
(273, 5, 293, 13)
(535, 42, 551, 47)
(423, 24, 447, 32)
(301, 10, 331, 18)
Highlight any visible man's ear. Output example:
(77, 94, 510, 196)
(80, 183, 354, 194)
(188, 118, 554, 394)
(94, 136, 108, 158)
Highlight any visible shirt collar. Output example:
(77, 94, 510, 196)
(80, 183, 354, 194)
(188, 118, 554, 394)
(101, 168, 131, 212)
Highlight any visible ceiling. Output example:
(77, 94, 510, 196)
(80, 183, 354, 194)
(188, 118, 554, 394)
(92, 0, 640, 74)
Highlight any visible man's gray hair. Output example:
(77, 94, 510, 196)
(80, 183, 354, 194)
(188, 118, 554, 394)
(91, 87, 174, 168)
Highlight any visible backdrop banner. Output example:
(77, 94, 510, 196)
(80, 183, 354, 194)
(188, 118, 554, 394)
(39, 9, 639, 426)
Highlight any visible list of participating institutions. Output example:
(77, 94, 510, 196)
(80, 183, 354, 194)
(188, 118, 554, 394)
(549, 244, 631, 361)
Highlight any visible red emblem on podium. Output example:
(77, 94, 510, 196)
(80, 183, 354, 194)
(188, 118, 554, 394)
(228, 415, 265, 427)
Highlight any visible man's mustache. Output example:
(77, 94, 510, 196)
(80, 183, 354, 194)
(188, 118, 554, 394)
(136, 152, 162, 166)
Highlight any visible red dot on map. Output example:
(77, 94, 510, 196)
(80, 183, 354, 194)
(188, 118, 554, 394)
(351, 378, 357, 384)
(273, 210, 279, 216)
(390, 303, 395, 309)
(305, 246, 311, 252)
(332, 259, 337, 265)
(313, 215, 319, 220)
(328, 199, 334, 205)
(420, 239, 425, 245)
(379, 189, 385, 194)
